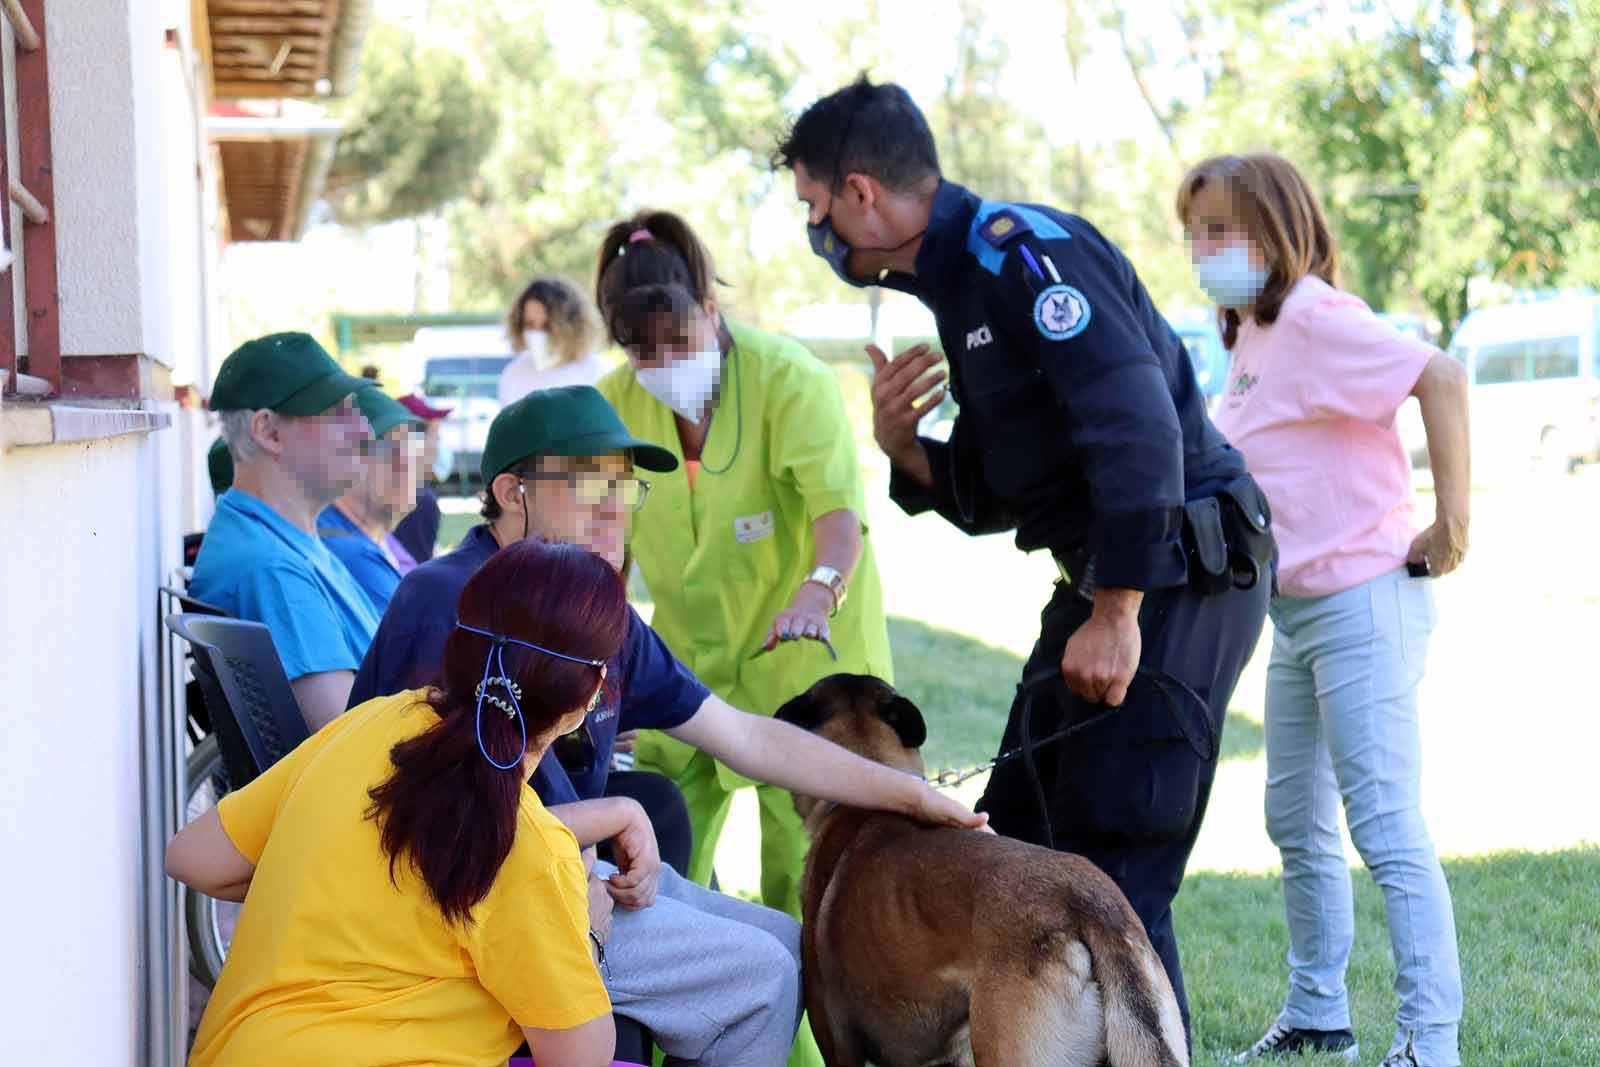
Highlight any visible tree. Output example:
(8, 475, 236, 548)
(324, 21, 499, 226)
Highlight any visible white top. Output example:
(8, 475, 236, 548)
(497, 352, 610, 406)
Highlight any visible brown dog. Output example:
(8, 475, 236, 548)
(776, 673, 1189, 1067)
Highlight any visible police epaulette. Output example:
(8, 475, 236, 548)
(976, 208, 1032, 249)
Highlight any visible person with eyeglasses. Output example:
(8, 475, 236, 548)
(592, 210, 892, 946)
(318, 388, 428, 614)
(171, 540, 626, 1067)
(347, 385, 983, 1066)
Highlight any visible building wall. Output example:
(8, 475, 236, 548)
(0, 429, 175, 1063)
(0, 1, 219, 1062)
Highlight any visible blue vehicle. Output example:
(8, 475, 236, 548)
(1166, 309, 1231, 404)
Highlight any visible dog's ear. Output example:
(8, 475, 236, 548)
(774, 690, 827, 732)
(879, 694, 927, 750)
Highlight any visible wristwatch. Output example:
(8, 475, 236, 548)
(803, 565, 847, 617)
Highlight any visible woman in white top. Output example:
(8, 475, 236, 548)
(498, 277, 608, 404)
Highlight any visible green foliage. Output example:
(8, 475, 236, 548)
(325, 21, 499, 225)
(341, 0, 1600, 345)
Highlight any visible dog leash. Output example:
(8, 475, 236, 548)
(925, 663, 1216, 852)
(749, 634, 838, 662)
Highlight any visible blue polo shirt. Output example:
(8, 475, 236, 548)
(348, 524, 710, 806)
(317, 505, 402, 616)
(190, 489, 381, 681)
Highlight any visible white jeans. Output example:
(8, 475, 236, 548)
(1265, 567, 1462, 1066)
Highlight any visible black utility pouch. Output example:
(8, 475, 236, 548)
(1218, 475, 1275, 589)
(1182, 496, 1232, 597)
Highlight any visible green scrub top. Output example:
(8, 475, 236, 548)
(597, 320, 893, 790)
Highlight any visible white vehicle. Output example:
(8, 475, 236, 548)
(1447, 293, 1600, 475)
(412, 325, 513, 489)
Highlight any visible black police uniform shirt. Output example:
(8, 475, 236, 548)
(348, 523, 710, 805)
(885, 180, 1246, 592)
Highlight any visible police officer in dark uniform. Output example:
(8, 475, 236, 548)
(778, 76, 1275, 1037)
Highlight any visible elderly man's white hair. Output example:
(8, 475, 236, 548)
(217, 408, 267, 464)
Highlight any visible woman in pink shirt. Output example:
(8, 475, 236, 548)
(1177, 153, 1470, 1067)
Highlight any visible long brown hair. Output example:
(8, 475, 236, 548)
(506, 277, 597, 366)
(365, 539, 626, 925)
(1176, 153, 1340, 348)
(594, 210, 722, 346)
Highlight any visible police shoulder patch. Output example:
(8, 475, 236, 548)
(978, 208, 1031, 249)
(1032, 284, 1092, 341)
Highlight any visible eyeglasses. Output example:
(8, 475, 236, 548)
(552, 722, 599, 776)
(520, 473, 651, 513)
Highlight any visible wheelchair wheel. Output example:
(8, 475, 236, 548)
(184, 736, 240, 988)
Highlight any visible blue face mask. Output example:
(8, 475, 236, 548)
(1195, 244, 1269, 309)
(807, 213, 872, 289)
(807, 194, 925, 291)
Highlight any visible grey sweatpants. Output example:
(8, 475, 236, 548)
(595, 861, 803, 1066)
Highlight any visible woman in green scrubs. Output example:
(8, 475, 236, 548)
(592, 210, 893, 921)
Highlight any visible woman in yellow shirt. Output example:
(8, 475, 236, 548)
(166, 540, 625, 1067)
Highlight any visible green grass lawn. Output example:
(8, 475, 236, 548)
(433, 440, 1600, 1061)
(1182, 848, 1600, 1064)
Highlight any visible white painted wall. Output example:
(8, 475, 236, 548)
(47, 2, 142, 358)
(0, 430, 175, 1063)
(1, 2, 220, 1062)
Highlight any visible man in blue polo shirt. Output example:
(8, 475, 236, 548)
(351, 386, 986, 1066)
(318, 387, 425, 614)
(193, 331, 380, 732)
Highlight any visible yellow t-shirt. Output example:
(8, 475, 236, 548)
(189, 691, 610, 1067)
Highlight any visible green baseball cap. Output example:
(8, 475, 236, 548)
(208, 331, 371, 416)
(354, 386, 423, 439)
(207, 437, 234, 495)
(480, 385, 678, 483)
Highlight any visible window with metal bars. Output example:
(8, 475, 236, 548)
(0, 0, 57, 398)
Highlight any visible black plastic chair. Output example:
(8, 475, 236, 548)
(164, 614, 309, 789)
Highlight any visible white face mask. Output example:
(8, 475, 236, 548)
(1194, 244, 1269, 309)
(635, 347, 723, 422)
(522, 330, 555, 370)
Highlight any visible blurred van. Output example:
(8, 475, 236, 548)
(413, 325, 512, 490)
(1448, 292, 1600, 475)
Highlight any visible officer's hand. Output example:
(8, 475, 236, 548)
(1406, 512, 1468, 578)
(1061, 610, 1141, 707)
(865, 343, 946, 467)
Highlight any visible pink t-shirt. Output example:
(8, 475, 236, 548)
(1212, 275, 1434, 598)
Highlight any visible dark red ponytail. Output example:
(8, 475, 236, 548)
(366, 540, 626, 924)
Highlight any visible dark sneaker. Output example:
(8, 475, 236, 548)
(1234, 1022, 1360, 1061)
(1378, 1047, 1421, 1067)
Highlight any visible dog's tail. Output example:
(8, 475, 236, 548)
(1082, 920, 1189, 1067)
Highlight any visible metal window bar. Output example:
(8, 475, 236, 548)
(0, 0, 55, 397)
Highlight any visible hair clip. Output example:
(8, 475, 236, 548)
(628, 228, 653, 245)
(475, 676, 523, 718)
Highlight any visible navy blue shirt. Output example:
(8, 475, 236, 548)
(348, 524, 710, 805)
(885, 180, 1245, 590)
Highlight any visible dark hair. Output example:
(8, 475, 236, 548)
(507, 277, 597, 364)
(366, 539, 626, 925)
(479, 458, 541, 522)
(774, 74, 941, 193)
(1176, 153, 1340, 349)
(595, 210, 722, 347)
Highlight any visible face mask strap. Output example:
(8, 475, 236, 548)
(457, 622, 606, 771)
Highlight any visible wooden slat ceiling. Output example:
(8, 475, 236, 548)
(205, 0, 341, 98)
(217, 139, 311, 241)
